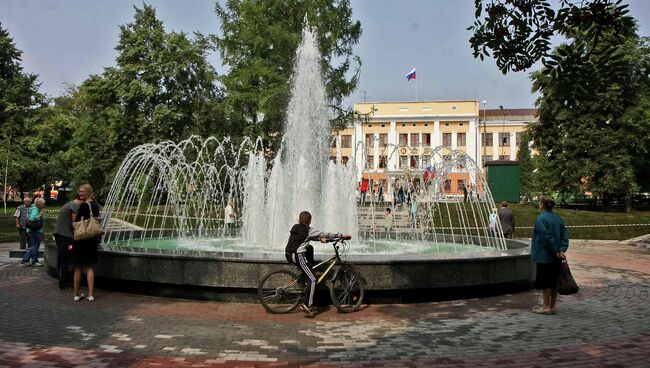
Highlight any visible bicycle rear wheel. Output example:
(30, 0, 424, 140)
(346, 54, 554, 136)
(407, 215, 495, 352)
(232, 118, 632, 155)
(330, 266, 364, 313)
(258, 270, 303, 313)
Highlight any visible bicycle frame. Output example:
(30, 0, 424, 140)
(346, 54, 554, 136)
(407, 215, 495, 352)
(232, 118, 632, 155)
(310, 240, 344, 284)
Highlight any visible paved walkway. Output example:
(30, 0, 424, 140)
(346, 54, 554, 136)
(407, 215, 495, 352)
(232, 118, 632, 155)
(0, 240, 649, 367)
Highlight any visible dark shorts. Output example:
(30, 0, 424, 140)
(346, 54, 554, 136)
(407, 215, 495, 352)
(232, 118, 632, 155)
(534, 261, 561, 290)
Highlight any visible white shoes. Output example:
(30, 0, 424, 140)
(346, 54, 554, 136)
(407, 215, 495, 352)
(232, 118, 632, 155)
(73, 293, 85, 302)
(87, 296, 95, 302)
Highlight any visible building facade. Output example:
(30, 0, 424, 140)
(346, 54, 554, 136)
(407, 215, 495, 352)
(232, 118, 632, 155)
(330, 100, 536, 197)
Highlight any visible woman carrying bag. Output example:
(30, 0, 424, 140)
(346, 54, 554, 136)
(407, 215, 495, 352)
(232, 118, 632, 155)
(72, 184, 102, 302)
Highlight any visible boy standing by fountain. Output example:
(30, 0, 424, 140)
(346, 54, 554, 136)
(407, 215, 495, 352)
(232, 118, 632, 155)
(285, 211, 351, 318)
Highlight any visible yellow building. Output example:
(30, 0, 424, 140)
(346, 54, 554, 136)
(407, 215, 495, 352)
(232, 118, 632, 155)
(330, 100, 536, 196)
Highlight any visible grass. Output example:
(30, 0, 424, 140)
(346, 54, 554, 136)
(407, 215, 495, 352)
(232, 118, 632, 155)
(508, 203, 650, 240)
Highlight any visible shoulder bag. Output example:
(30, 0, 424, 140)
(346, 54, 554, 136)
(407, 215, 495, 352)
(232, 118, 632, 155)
(73, 201, 105, 241)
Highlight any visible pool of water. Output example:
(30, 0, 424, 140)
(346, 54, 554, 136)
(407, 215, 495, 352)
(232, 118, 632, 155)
(107, 237, 502, 256)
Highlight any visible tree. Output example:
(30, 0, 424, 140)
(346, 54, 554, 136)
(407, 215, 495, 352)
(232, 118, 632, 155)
(528, 21, 650, 211)
(215, 0, 362, 151)
(0, 22, 49, 195)
(468, 0, 634, 74)
(69, 5, 224, 198)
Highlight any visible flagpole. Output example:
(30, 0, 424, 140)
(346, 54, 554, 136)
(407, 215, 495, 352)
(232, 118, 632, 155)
(415, 77, 418, 102)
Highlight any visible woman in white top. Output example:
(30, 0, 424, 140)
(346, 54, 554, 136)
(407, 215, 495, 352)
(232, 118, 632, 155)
(224, 199, 236, 228)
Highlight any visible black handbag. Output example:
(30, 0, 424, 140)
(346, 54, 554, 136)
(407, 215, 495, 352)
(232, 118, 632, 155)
(26, 218, 43, 231)
(557, 259, 579, 295)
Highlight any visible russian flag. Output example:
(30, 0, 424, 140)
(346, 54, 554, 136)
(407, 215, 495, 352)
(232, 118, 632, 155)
(405, 68, 416, 81)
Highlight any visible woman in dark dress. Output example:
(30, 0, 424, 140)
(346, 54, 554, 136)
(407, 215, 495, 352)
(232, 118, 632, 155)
(72, 184, 101, 302)
(530, 196, 569, 314)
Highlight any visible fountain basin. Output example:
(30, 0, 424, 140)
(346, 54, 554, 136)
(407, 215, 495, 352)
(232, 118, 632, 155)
(45, 236, 533, 303)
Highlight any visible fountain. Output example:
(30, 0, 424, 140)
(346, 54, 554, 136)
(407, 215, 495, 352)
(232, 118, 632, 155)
(45, 27, 532, 301)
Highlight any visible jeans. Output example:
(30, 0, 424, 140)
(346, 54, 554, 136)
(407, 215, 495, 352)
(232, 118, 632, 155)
(22, 232, 42, 264)
(18, 228, 30, 249)
(55, 234, 74, 289)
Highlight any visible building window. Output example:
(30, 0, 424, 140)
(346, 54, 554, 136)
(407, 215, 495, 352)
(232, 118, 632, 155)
(379, 155, 387, 169)
(457, 133, 466, 146)
(422, 133, 431, 145)
(340, 135, 351, 148)
(483, 155, 493, 163)
(443, 154, 450, 162)
(410, 133, 420, 147)
(499, 133, 510, 147)
(399, 133, 408, 146)
(365, 134, 374, 147)
(422, 156, 430, 167)
(482, 133, 493, 146)
(499, 155, 510, 161)
(444, 179, 452, 191)
(442, 133, 452, 147)
(516, 132, 522, 146)
(366, 155, 374, 169)
(457, 179, 465, 191)
(329, 156, 336, 163)
(341, 156, 349, 165)
(410, 156, 419, 168)
(399, 155, 408, 168)
(379, 133, 387, 147)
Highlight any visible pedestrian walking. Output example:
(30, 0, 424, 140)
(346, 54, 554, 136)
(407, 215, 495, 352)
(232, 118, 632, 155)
(72, 185, 101, 302)
(531, 196, 569, 315)
(54, 198, 81, 290)
(359, 179, 369, 204)
(498, 201, 515, 239)
(21, 197, 45, 266)
(377, 181, 384, 203)
(14, 197, 32, 249)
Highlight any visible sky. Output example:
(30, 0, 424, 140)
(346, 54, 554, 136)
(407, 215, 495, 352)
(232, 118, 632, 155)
(2, 0, 650, 111)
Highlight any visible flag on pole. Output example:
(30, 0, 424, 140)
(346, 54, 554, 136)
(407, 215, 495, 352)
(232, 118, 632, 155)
(405, 68, 416, 81)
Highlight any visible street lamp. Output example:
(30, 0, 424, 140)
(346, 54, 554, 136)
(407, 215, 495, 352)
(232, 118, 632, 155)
(499, 105, 507, 159)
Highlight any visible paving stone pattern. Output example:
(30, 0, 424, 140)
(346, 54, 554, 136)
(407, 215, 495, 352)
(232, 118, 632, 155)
(0, 240, 649, 367)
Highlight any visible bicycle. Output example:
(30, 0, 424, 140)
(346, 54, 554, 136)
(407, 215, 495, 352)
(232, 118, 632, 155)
(258, 238, 365, 314)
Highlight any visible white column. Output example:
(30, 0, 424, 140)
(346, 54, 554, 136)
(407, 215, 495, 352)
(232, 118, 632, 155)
(467, 119, 477, 164)
(492, 132, 499, 160)
(510, 132, 517, 160)
(451, 132, 458, 150)
(354, 122, 363, 179)
(388, 121, 397, 171)
(373, 133, 379, 170)
(433, 120, 441, 147)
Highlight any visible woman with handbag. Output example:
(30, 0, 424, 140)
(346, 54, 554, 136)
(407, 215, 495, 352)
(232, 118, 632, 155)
(72, 184, 101, 302)
(530, 195, 569, 315)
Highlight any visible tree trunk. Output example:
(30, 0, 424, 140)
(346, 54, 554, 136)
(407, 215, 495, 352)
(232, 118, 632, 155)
(626, 192, 633, 213)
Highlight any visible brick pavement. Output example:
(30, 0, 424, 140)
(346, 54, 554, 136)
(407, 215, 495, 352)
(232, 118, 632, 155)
(0, 240, 649, 367)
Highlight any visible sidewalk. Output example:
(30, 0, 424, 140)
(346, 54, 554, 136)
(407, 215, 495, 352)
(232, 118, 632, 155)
(0, 240, 649, 367)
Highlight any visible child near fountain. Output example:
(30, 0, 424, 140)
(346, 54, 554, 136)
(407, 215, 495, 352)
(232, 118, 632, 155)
(285, 211, 351, 318)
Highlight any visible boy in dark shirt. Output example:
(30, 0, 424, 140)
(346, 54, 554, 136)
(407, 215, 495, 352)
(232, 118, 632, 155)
(285, 211, 351, 317)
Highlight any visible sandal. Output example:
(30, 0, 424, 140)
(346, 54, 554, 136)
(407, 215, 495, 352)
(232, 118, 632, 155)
(532, 307, 554, 315)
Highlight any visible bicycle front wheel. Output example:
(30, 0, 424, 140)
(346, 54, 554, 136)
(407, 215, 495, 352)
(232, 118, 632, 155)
(330, 267, 365, 313)
(258, 270, 303, 314)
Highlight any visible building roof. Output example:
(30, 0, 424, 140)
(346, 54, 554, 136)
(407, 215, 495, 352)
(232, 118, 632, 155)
(483, 108, 537, 118)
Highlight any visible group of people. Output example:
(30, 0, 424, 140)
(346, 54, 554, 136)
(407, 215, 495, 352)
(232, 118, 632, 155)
(14, 184, 101, 302)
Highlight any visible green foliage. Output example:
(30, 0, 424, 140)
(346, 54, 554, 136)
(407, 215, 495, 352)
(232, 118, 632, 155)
(215, 0, 362, 150)
(68, 5, 225, 198)
(469, 0, 634, 74)
(529, 19, 650, 209)
(0, 22, 49, 193)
